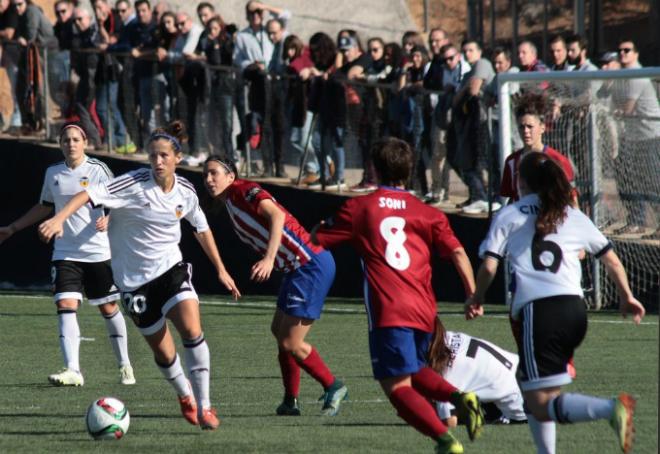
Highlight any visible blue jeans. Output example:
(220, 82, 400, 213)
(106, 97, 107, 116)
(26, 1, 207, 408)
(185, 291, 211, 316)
(138, 76, 165, 143)
(210, 90, 234, 160)
(313, 121, 345, 181)
(290, 111, 319, 174)
(96, 81, 127, 147)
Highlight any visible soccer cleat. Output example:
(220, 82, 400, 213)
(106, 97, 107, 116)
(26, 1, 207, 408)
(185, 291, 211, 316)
(319, 381, 348, 416)
(119, 365, 136, 385)
(452, 391, 484, 441)
(178, 394, 199, 425)
(436, 431, 464, 454)
(48, 368, 84, 386)
(610, 393, 636, 454)
(199, 407, 221, 430)
(276, 397, 301, 416)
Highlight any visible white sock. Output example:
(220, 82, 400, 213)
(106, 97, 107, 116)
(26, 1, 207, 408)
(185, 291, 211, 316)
(183, 334, 211, 412)
(103, 308, 130, 367)
(548, 393, 615, 423)
(57, 310, 80, 372)
(156, 354, 191, 397)
(528, 413, 556, 454)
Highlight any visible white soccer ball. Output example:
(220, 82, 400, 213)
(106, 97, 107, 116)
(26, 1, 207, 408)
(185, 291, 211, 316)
(85, 397, 130, 440)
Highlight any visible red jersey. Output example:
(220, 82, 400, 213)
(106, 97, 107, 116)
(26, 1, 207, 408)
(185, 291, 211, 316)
(225, 180, 324, 272)
(315, 187, 463, 332)
(500, 146, 575, 201)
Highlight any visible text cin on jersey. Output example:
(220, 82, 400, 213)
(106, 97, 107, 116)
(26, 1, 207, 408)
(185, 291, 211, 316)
(379, 197, 407, 210)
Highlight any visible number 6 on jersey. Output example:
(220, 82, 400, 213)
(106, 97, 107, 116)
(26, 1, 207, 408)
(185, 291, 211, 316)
(380, 216, 410, 270)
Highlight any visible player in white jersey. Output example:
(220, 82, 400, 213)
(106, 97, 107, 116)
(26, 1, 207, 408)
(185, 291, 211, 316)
(427, 320, 526, 426)
(465, 152, 645, 454)
(39, 121, 241, 431)
(0, 123, 135, 387)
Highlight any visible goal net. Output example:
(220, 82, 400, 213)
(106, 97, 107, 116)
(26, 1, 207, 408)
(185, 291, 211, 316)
(498, 68, 660, 310)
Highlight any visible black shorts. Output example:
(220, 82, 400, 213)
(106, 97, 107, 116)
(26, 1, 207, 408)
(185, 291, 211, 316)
(121, 262, 198, 335)
(51, 260, 120, 306)
(516, 295, 587, 391)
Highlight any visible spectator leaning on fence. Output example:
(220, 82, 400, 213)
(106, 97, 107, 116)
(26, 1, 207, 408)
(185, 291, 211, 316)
(607, 39, 660, 238)
(0, 0, 22, 134)
(13, 0, 56, 133)
(518, 40, 548, 73)
(451, 39, 498, 214)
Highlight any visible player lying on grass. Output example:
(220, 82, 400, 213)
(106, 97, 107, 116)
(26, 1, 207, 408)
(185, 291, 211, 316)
(0, 122, 135, 387)
(466, 151, 646, 454)
(312, 137, 483, 454)
(39, 121, 240, 431)
(202, 156, 347, 416)
(428, 318, 526, 427)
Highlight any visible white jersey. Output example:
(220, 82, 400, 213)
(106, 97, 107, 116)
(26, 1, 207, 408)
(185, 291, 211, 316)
(39, 157, 113, 262)
(435, 331, 525, 421)
(86, 168, 209, 291)
(479, 193, 611, 319)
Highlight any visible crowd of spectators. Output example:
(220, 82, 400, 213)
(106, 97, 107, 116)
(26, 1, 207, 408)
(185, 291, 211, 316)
(0, 0, 658, 217)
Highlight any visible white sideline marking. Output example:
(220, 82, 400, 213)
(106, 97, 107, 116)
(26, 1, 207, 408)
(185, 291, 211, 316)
(6, 294, 659, 326)
(80, 337, 96, 342)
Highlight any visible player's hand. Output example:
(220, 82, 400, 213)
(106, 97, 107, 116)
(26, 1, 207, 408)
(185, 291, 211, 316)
(251, 258, 274, 283)
(620, 296, 645, 325)
(219, 269, 241, 300)
(464, 296, 484, 320)
(95, 215, 109, 232)
(38, 218, 64, 243)
(0, 225, 15, 245)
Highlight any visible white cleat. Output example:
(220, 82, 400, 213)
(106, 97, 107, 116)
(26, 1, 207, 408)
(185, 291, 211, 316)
(48, 368, 84, 386)
(119, 365, 136, 385)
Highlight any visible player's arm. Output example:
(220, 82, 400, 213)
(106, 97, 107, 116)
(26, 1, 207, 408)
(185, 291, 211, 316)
(0, 203, 54, 245)
(466, 256, 499, 320)
(38, 191, 91, 242)
(194, 229, 241, 299)
(599, 249, 645, 324)
(450, 247, 476, 299)
(252, 198, 286, 283)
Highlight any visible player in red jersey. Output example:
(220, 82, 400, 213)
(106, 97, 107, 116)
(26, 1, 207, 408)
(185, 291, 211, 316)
(202, 156, 347, 417)
(500, 93, 575, 202)
(312, 137, 483, 454)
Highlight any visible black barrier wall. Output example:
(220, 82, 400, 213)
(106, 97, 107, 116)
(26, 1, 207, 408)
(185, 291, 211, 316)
(0, 139, 504, 304)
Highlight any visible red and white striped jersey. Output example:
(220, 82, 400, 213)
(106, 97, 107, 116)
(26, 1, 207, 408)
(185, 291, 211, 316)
(224, 180, 324, 273)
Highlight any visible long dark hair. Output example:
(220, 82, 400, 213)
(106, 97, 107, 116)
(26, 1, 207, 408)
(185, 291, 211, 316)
(309, 32, 336, 70)
(428, 318, 453, 373)
(518, 151, 573, 236)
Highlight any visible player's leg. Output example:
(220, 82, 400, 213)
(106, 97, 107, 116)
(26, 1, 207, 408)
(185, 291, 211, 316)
(372, 327, 462, 454)
(270, 309, 301, 415)
(49, 261, 84, 386)
(142, 321, 198, 426)
(273, 310, 347, 416)
(84, 260, 134, 385)
(167, 290, 219, 430)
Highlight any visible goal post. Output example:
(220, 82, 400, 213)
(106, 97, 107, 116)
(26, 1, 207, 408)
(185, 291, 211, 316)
(497, 68, 660, 310)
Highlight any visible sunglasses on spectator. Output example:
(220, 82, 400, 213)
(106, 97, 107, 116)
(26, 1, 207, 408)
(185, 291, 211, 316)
(176, 21, 186, 27)
(56, 9, 68, 14)
(444, 54, 457, 62)
(74, 16, 85, 22)
(618, 48, 633, 54)
(369, 47, 382, 53)
(117, 8, 128, 13)
(14, 1, 25, 6)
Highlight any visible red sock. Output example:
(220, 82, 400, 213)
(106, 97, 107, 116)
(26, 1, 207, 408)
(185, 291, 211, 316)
(411, 367, 458, 402)
(389, 386, 448, 438)
(278, 350, 301, 398)
(297, 347, 334, 389)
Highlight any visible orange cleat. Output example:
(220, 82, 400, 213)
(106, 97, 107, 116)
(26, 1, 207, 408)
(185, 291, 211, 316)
(199, 407, 221, 430)
(178, 394, 198, 425)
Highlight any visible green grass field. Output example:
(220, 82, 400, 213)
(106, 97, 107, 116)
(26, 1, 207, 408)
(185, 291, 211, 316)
(0, 294, 657, 453)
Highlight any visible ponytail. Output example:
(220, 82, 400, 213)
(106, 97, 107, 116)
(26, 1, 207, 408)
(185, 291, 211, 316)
(519, 151, 573, 237)
(149, 120, 188, 153)
(428, 318, 453, 373)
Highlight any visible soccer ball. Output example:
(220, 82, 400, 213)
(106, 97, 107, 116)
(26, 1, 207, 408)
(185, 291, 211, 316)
(85, 397, 130, 440)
